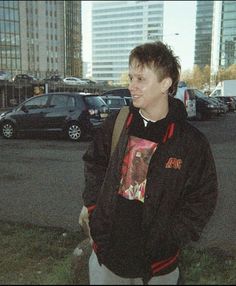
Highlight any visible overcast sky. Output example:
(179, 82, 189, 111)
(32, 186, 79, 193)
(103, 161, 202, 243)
(82, 1, 196, 71)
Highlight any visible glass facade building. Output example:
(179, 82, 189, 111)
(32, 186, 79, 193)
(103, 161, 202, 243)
(194, 1, 214, 68)
(0, 0, 82, 79)
(92, 1, 164, 84)
(195, 1, 236, 74)
(219, 1, 236, 68)
(0, 1, 21, 74)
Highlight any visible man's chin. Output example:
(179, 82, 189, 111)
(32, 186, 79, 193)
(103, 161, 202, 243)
(132, 100, 142, 108)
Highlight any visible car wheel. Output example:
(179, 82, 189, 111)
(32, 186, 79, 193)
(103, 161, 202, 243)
(1, 121, 16, 139)
(67, 123, 82, 141)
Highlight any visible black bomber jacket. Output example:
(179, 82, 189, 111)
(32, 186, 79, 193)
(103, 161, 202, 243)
(82, 96, 218, 283)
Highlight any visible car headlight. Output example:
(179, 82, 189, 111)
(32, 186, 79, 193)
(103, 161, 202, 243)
(207, 104, 215, 108)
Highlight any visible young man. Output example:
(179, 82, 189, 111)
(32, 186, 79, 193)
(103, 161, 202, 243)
(81, 42, 218, 285)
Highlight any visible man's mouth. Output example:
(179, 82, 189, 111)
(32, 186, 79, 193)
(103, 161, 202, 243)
(132, 94, 142, 99)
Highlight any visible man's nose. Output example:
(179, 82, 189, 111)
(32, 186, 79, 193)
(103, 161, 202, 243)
(128, 80, 136, 92)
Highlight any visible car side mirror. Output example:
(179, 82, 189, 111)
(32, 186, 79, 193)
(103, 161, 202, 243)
(21, 105, 29, 113)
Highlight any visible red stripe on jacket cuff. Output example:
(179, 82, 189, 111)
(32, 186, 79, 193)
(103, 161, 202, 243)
(151, 250, 180, 274)
(92, 241, 98, 253)
(87, 205, 96, 215)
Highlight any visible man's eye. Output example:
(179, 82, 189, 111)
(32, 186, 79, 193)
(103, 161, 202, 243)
(138, 77, 143, 81)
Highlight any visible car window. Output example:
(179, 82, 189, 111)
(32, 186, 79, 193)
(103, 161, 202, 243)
(187, 89, 195, 98)
(193, 89, 206, 98)
(67, 96, 76, 108)
(106, 98, 126, 107)
(23, 95, 48, 110)
(50, 94, 69, 107)
(103, 89, 130, 97)
(212, 90, 221, 97)
(84, 96, 107, 108)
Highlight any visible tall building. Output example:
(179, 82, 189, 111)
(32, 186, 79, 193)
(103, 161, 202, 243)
(194, 1, 236, 75)
(211, 1, 236, 75)
(92, 1, 164, 84)
(194, 1, 214, 68)
(0, 0, 82, 79)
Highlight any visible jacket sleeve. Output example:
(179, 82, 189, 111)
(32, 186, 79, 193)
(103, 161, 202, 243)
(82, 113, 117, 208)
(170, 136, 218, 247)
(145, 131, 218, 267)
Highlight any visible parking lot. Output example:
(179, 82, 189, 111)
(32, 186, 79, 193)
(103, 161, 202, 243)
(0, 112, 236, 252)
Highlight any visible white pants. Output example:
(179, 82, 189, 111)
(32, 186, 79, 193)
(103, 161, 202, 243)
(89, 251, 179, 285)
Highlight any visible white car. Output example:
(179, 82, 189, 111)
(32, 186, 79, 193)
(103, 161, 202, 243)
(175, 81, 196, 119)
(63, 77, 87, 85)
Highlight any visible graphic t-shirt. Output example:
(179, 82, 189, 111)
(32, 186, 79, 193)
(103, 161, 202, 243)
(118, 136, 157, 203)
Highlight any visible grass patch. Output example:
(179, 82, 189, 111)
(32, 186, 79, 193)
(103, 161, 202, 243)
(0, 220, 84, 285)
(180, 246, 236, 284)
(0, 220, 235, 285)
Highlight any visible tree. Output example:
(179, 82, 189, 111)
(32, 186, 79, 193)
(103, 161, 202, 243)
(120, 71, 129, 87)
(181, 65, 211, 90)
(226, 64, 236, 79)
(202, 65, 211, 90)
(182, 64, 236, 91)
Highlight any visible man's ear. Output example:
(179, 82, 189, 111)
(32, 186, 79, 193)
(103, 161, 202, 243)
(161, 77, 172, 93)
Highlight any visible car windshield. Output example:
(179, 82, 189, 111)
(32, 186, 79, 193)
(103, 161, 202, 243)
(84, 96, 107, 108)
(193, 89, 206, 98)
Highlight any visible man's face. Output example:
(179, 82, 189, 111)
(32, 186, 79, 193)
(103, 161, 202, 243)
(128, 62, 171, 114)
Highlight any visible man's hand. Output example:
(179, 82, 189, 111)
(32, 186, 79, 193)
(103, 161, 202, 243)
(79, 206, 93, 243)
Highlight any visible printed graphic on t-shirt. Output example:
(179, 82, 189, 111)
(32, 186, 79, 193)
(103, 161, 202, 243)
(118, 136, 157, 203)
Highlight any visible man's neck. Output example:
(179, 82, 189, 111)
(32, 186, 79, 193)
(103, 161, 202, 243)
(140, 100, 169, 122)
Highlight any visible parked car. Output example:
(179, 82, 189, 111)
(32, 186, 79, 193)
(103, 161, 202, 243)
(63, 77, 87, 85)
(210, 79, 236, 98)
(12, 74, 38, 84)
(80, 78, 97, 85)
(101, 88, 131, 97)
(187, 88, 220, 120)
(175, 81, 196, 119)
(207, 97, 229, 114)
(210, 95, 236, 112)
(43, 75, 63, 83)
(100, 95, 128, 113)
(0, 92, 110, 141)
(124, 96, 133, 106)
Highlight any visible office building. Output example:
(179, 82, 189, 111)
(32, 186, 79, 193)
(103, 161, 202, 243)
(211, 1, 236, 74)
(194, 1, 236, 75)
(194, 1, 214, 68)
(0, 1, 82, 79)
(92, 1, 164, 84)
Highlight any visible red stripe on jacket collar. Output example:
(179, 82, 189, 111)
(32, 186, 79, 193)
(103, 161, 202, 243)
(162, 122, 175, 143)
(125, 112, 175, 143)
(125, 113, 133, 128)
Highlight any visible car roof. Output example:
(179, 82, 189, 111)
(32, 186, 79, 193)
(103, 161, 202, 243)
(43, 92, 99, 97)
(64, 76, 81, 79)
(100, 95, 125, 98)
(101, 88, 131, 96)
